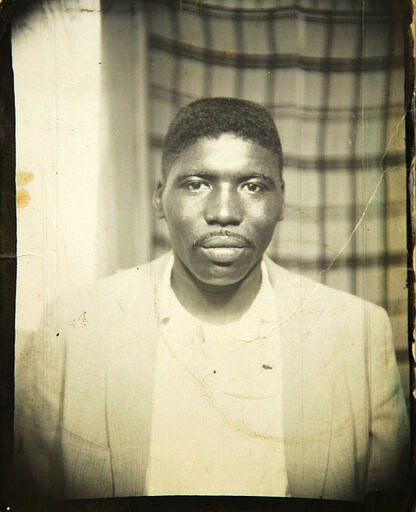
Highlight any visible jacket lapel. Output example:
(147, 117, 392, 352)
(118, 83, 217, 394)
(267, 260, 336, 499)
(105, 260, 165, 496)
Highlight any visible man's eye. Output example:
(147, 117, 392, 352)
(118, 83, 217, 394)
(185, 181, 210, 192)
(241, 182, 266, 193)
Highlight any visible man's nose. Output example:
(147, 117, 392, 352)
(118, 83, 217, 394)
(204, 185, 243, 226)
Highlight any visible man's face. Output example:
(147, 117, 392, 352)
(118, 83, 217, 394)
(155, 133, 284, 287)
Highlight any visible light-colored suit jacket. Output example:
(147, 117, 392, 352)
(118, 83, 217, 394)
(15, 253, 409, 502)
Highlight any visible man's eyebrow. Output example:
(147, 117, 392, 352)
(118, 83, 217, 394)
(173, 171, 216, 181)
(243, 172, 276, 184)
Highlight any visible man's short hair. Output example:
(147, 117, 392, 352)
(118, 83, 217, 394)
(161, 97, 283, 177)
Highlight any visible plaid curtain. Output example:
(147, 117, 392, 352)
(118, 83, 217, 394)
(145, 0, 408, 367)
(11, 0, 408, 391)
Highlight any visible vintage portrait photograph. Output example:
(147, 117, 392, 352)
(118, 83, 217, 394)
(1, 0, 414, 510)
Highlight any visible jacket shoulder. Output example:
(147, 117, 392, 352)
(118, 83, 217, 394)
(54, 253, 170, 329)
(264, 256, 388, 324)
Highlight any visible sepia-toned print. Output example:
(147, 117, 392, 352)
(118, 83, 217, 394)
(11, 0, 412, 507)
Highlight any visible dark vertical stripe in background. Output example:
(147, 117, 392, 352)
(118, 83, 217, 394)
(171, 5, 182, 111)
(265, 14, 276, 112)
(202, 9, 213, 97)
(317, 11, 333, 283)
(348, 4, 364, 296)
(380, 3, 397, 311)
(233, 9, 244, 98)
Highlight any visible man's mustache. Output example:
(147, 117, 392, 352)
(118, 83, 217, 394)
(192, 230, 254, 249)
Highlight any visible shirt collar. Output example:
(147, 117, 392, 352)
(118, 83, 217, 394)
(157, 253, 277, 325)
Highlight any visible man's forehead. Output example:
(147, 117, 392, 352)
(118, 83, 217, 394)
(168, 133, 280, 175)
(191, 133, 264, 165)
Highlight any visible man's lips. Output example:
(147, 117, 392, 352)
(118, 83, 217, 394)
(200, 236, 248, 248)
(192, 232, 254, 264)
(193, 231, 254, 250)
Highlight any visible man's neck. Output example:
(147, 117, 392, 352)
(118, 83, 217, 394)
(170, 257, 262, 325)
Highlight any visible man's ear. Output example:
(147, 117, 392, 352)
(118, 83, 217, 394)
(278, 179, 285, 221)
(153, 180, 165, 219)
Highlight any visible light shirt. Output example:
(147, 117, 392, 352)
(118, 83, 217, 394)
(144, 256, 288, 496)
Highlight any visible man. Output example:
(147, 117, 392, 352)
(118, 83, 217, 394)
(17, 98, 409, 501)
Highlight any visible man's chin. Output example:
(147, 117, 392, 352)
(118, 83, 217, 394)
(191, 259, 261, 289)
(198, 247, 246, 265)
(172, 249, 263, 290)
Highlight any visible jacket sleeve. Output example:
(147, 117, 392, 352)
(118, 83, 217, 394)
(365, 306, 410, 495)
(14, 303, 67, 498)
